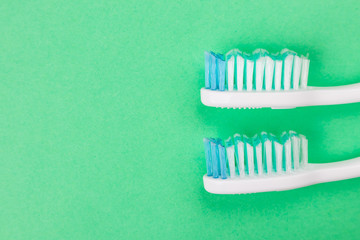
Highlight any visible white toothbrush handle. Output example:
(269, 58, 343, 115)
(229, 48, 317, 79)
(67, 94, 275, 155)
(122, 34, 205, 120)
(200, 83, 360, 109)
(307, 83, 360, 107)
(307, 157, 360, 184)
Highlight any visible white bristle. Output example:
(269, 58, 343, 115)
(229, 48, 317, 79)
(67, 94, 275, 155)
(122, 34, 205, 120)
(255, 143, 263, 175)
(211, 49, 311, 93)
(227, 56, 235, 91)
(284, 139, 292, 172)
(211, 49, 312, 93)
(246, 59, 254, 91)
(236, 56, 244, 91)
(300, 134, 308, 166)
(274, 60, 282, 91)
(292, 56, 301, 90)
(291, 134, 301, 169)
(283, 54, 294, 90)
(226, 143, 236, 178)
(236, 137, 245, 176)
(245, 140, 255, 176)
(264, 139, 272, 174)
(255, 57, 265, 91)
(264, 56, 275, 91)
(274, 141, 283, 173)
(300, 57, 310, 89)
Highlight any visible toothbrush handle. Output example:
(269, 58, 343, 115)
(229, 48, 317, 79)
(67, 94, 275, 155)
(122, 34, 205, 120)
(201, 83, 360, 109)
(310, 83, 360, 106)
(309, 157, 360, 184)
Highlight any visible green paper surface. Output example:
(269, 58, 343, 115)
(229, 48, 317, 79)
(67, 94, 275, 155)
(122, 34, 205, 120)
(0, 0, 359, 239)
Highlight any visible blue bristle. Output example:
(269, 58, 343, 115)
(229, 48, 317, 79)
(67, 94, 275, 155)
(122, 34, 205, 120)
(203, 138, 212, 176)
(210, 139, 219, 178)
(210, 52, 217, 90)
(218, 142, 227, 179)
(204, 52, 210, 89)
(218, 57, 226, 91)
(216, 138, 222, 174)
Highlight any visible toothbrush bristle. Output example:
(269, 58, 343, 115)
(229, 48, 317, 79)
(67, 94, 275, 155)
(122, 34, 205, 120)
(203, 131, 308, 179)
(204, 49, 310, 91)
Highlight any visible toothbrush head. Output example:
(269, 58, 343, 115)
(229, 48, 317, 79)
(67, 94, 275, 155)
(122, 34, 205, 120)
(203, 131, 311, 194)
(204, 131, 308, 179)
(205, 49, 310, 92)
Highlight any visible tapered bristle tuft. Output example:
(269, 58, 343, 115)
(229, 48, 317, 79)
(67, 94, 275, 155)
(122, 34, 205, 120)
(203, 131, 308, 179)
(204, 49, 310, 91)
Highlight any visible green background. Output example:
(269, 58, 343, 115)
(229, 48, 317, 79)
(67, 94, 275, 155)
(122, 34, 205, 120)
(0, 0, 359, 239)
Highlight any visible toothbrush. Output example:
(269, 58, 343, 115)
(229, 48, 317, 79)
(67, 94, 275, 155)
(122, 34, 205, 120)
(201, 49, 360, 109)
(203, 131, 360, 194)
